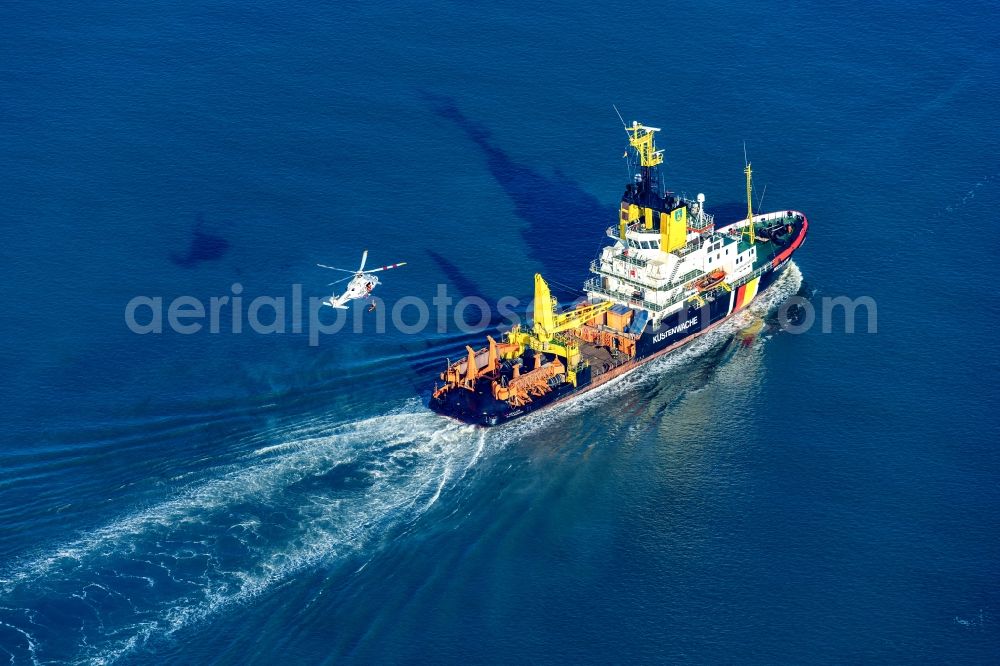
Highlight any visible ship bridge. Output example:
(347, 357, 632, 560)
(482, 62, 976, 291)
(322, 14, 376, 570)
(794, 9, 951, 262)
(585, 122, 770, 324)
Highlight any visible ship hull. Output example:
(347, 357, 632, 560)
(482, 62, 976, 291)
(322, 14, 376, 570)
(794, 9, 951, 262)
(430, 236, 803, 427)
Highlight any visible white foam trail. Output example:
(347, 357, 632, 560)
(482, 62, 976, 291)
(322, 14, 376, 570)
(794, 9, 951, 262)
(0, 617, 39, 665)
(465, 431, 487, 471)
(0, 403, 479, 664)
(0, 263, 803, 665)
(1, 406, 411, 592)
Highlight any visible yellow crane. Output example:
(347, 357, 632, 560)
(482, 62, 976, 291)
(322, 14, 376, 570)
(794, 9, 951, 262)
(505, 274, 614, 386)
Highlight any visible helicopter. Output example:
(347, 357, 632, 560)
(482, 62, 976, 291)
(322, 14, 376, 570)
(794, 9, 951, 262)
(317, 250, 406, 309)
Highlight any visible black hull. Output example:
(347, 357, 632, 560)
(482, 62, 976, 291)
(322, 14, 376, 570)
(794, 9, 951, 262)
(430, 257, 795, 427)
(430, 205, 808, 428)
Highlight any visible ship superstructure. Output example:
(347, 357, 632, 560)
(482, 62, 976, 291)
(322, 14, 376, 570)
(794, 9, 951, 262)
(430, 122, 807, 426)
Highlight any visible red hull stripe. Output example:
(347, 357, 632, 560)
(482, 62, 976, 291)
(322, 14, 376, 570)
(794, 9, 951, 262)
(772, 217, 809, 267)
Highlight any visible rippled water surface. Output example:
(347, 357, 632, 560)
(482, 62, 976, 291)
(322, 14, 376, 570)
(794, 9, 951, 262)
(2, 1, 998, 663)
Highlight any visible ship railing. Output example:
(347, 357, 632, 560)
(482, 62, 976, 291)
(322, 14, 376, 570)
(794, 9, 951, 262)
(587, 278, 719, 315)
(605, 222, 694, 240)
(620, 252, 649, 268)
(589, 261, 688, 293)
(675, 269, 703, 286)
(588, 261, 651, 290)
(721, 210, 802, 232)
(605, 224, 660, 241)
(731, 261, 776, 288)
(605, 209, 718, 238)
(584, 278, 668, 313)
(593, 251, 649, 268)
(589, 259, 660, 284)
(687, 211, 715, 230)
(675, 242, 703, 258)
(589, 255, 785, 316)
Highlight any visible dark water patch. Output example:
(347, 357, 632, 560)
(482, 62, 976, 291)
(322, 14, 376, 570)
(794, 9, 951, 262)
(422, 93, 607, 284)
(400, 250, 535, 387)
(425, 248, 536, 326)
(426, 249, 498, 305)
(170, 214, 230, 268)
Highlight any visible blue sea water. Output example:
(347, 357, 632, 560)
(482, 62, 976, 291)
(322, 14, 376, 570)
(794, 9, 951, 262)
(1, 0, 999, 662)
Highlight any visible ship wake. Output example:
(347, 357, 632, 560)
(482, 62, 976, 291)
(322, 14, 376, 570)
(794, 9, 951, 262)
(0, 406, 481, 665)
(0, 264, 802, 665)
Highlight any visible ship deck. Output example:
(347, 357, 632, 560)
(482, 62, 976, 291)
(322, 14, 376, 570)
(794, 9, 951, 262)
(574, 339, 627, 379)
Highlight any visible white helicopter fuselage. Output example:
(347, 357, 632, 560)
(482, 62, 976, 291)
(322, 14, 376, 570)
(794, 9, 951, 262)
(324, 273, 380, 309)
(317, 251, 405, 309)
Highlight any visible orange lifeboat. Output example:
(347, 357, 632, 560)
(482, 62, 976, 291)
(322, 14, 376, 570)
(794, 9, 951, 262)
(695, 269, 727, 292)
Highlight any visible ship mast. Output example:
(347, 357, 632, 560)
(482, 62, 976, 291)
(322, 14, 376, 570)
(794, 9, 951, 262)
(625, 121, 663, 193)
(743, 159, 756, 246)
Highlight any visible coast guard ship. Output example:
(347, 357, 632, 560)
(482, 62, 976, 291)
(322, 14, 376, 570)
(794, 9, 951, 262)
(430, 121, 807, 426)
